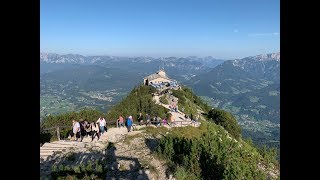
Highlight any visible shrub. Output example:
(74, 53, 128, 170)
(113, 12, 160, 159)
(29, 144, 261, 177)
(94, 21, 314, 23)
(58, 165, 64, 172)
(174, 166, 199, 180)
(73, 165, 81, 174)
(86, 161, 93, 173)
(171, 87, 211, 113)
(157, 122, 269, 179)
(64, 165, 72, 173)
(159, 95, 168, 104)
(51, 161, 107, 179)
(207, 108, 242, 140)
(95, 164, 103, 173)
(79, 164, 86, 173)
(66, 152, 76, 162)
(52, 165, 57, 172)
(106, 85, 169, 120)
(171, 90, 186, 104)
(40, 132, 52, 144)
(258, 145, 279, 169)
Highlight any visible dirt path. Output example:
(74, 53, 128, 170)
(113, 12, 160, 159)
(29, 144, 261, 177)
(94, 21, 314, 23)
(153, 94, 200, 127)
(104, 130, 169, 180)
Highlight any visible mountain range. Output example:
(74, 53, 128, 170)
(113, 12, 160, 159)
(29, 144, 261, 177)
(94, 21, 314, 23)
(40, 53, 225, 81)
(186, 52, 280, 148)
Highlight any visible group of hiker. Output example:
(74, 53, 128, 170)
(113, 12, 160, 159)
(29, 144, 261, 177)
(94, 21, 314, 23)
(169, 99, 178, 112)
(117, 112, 176, 131)
(68, 112, 180, 142)
(69, 116, 107, 142)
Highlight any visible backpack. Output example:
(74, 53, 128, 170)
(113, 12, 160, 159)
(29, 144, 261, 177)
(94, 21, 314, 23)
(125, 118, 128, 126)
(126, 118, 132, 126)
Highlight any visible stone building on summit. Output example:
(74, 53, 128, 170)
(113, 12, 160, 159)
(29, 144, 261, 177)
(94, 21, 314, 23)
(143, 69, 172, 86)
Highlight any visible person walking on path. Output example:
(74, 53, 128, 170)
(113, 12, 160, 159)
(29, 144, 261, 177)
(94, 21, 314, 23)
(71, 120, 81, 141)
(125, 116, 133, 132)
(137, 112, 144, 125)
(118, 115, 124, 128)
(145, 113, 151, 126)
(169, 113, 176, 127)
(91, 122, 100, 141)
(97, 116, 106, 135)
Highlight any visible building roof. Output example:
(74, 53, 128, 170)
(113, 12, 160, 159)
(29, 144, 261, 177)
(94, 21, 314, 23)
(144, 69, 171, 81)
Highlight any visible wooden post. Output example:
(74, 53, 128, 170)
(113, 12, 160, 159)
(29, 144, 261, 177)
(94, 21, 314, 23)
(57, 127, 60, 141)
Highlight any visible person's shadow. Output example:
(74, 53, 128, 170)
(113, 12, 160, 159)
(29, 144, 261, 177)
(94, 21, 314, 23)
(40, 142, 150, 180)
(104, 142, 150, 180)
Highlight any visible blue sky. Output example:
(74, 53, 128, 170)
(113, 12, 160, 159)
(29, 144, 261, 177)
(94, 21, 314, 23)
(40, 0, 279, 59)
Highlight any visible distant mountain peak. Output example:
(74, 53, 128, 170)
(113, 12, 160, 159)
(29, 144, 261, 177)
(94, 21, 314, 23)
(229, 52, 280, 69)
(249, 52, 280, 62)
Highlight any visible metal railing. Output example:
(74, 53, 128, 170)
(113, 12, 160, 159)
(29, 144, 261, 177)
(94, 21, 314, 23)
(41, 126, 71, 141)
(40, 119, 199, 141)
(169, 120, 199, 127)
(40, 120, 119, 141)
(135, 120, 199, 127)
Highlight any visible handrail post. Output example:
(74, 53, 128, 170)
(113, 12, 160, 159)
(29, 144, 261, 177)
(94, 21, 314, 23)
(57, 127, 60, 141)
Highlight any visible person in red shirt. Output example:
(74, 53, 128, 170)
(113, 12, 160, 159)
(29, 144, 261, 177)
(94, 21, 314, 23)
(118, 115, 124, 128)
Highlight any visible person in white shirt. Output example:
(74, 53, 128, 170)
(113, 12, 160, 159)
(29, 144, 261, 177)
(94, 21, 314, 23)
(97, 116, 106, 134)
(72, 120, 81, 141)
